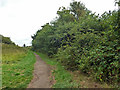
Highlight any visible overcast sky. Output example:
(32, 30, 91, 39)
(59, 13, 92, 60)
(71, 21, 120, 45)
(0, 0, 117, 46)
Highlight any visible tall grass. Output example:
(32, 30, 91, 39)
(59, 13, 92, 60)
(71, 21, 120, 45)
(2, 43, 27, 64)
(2, 44, 36, 88)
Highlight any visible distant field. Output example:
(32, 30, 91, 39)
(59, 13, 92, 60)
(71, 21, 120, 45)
(2, 44, 36, 88)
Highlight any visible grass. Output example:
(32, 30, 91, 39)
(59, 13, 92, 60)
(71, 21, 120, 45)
(37, 53, 79, 88)
(2, 44, 36, 88)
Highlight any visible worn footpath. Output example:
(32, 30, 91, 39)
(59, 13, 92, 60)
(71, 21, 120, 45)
(27, 53, 52, 88)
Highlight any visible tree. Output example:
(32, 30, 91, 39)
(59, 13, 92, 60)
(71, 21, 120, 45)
(70, 1, 86, 20)
(57, 7, 75, 23)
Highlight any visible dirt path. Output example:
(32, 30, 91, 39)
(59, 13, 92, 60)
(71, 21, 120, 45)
(27, 53, 52, 88)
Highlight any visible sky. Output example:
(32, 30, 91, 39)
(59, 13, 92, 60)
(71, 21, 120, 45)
(0, 0, 118, 46)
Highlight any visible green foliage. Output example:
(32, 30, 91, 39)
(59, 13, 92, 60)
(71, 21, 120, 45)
(32, 23, 60, 56)
(57, 7, 75, 23)
(70, 1, 86, 19)
(56, 45, 79, 70)
(32, 0, 119, 86)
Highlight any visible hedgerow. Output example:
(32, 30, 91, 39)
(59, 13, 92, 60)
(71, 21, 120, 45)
(32, 1, 120, 85)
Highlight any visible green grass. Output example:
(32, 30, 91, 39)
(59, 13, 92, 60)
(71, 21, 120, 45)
(2, 51, 36, 88)
(37, 53, 79, 88)
(2, 44, 36, 88)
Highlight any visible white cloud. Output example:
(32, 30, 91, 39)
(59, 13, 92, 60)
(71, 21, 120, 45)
(0, 0, 117, 46)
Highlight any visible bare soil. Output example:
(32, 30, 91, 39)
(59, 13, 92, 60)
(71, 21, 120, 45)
(27, 53, 52, 88)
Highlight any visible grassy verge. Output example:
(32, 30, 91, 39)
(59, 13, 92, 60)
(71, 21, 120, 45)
(2, 51, 36, 88)
(37, 53, 79, 88)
